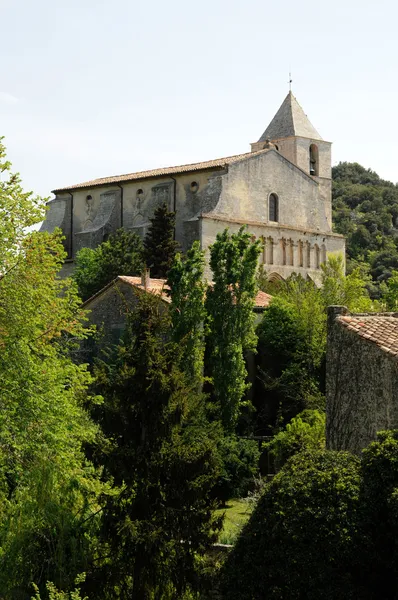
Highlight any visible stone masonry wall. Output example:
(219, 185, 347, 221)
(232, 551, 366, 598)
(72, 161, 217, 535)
(326, 307, 398, 454)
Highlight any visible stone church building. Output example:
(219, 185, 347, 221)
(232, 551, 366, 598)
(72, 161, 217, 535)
(41, 91, 345, 281)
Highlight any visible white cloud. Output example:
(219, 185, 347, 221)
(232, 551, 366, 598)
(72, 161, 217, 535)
(0, 91, 20, 105)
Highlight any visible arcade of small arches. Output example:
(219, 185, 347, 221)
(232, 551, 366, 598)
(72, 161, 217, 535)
(258, 235, 327, 270)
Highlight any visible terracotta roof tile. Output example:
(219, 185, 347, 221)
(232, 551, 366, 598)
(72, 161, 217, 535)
(337, 314, 398, 358)
(118, 276, 171, 303)
(118, 276, 272, 309)
(53, 149, 269, 193)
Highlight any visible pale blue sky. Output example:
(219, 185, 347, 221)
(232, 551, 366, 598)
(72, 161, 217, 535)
(1, 0, 397, 198)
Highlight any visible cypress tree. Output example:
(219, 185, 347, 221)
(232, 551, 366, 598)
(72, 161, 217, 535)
(89, 291, 221, 599)
(143, 203, 179, 278)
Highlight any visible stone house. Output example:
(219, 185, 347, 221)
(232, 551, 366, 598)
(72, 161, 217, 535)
(41, 91, 345, 282)
(326, 306, 398, 454)
(82, 273, 272, 353)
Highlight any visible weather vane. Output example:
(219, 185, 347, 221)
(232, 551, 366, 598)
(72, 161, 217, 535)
(288, 71, 292, 92)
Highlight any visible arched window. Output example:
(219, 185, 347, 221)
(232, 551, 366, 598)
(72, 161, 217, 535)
(269, 193, 279, 222)
(309, 144, 319, 176)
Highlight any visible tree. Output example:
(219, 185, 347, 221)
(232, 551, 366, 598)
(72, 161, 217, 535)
(380, 269, 398, 310)
(212, 436, 260, 506)
(167, 241, 207, 387)
(357, 430, 398, 599)
(206, 227, 261, 431)
(320, 253, 375, 312)
(88, 292, 221, 599)
(143, 203, 179, 278)
(0, 139, 100, 597)
(332, 161, 398, 294)
(220, 449, 361, 600)
(264, 409, 325, 472)
(255, 277, 326, 432)
(74, 229, 143, 301)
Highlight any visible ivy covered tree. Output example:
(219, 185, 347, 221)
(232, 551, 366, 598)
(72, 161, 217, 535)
(88, 291, 221, 599)
(143, 203, 179, 278)
(0, 139, 100, 597)
(167, 241, 207, 387)
(73, 228, 143, 301)
(206, 227, 261, 432)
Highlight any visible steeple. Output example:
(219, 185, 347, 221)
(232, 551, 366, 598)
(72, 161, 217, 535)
(258, 91, 322, 142)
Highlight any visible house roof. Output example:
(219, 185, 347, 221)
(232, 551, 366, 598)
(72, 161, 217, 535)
(83, 275, 272, 311)
(337, 313, 398, 359)
(258, 92, 322, 142)
(52, 149, 269, 193)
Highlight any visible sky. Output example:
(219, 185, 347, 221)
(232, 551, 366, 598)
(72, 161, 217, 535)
(1, 0, 398, 198)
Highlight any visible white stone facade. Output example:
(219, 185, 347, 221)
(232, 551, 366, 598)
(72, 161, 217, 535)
(42, 91, 345, 282)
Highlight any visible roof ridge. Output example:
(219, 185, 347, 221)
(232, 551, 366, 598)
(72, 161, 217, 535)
(52, 149, 269, 193)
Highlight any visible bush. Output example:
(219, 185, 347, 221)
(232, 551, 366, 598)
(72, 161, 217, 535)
(220, 450, 360, 600)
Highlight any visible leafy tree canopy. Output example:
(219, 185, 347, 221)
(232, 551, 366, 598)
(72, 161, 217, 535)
(73, 228, 143, 301)
(332, 161, 398, 293)
(206, 227, 261, 432)
(0, 139, 100, 597)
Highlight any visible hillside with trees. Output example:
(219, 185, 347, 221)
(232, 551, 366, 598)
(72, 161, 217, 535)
(332, 162, 398, 295)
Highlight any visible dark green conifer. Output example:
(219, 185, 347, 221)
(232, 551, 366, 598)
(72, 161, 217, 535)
(89, 291, 220, 599)
(143, 203, 179, 278)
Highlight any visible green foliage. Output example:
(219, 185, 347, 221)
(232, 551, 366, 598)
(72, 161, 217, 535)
(264, 409, 325, 471)
(332, 161, 398, 293)
(167, 241, 207, 386)
(256, 278, 326, 431)
(74, 228, 143, 300)
(321, 253, 376, 312)
(32, 574, 88, 600)
(356, 430, 398, 598)
(220, 449, 361, 600)
(0, 137, 45, 277)
(89, 292, 221, 599)
(206, 227, 261, 431)
(213, 436, 260, 505)
(380, 269, 398, 310)
(143, 203, 179, 278)
(255, 263, 374, 433)
(0, 140, 100, 597)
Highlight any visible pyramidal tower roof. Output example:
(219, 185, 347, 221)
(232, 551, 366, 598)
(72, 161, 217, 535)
(258, 91, 322, 142)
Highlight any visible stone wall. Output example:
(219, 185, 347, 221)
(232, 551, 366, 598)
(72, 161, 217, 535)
(211, 150, 332, 233)
(200, 214, 344, 283)
(326, 307, 398, 454)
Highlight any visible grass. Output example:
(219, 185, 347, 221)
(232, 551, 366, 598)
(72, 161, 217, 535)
(215, 498, 253, 545)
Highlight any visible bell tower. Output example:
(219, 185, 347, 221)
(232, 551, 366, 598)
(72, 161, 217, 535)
(251, 91, 332, 227)
(251, 91, 331, 178)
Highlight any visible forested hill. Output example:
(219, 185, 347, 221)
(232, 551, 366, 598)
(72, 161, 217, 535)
(332, 162, 398, 295)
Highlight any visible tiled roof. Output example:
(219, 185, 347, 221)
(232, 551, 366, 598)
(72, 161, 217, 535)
(118, 276, 171, 303)
(52, 149, 269, 193)
(119, 276, 272, 310)
(337, 314, 398, 358)
(258, 91, 322, 142)
(84, 275, 273, 310)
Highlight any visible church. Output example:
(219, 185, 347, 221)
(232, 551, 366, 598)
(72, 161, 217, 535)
(41, 91, 345, 282)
